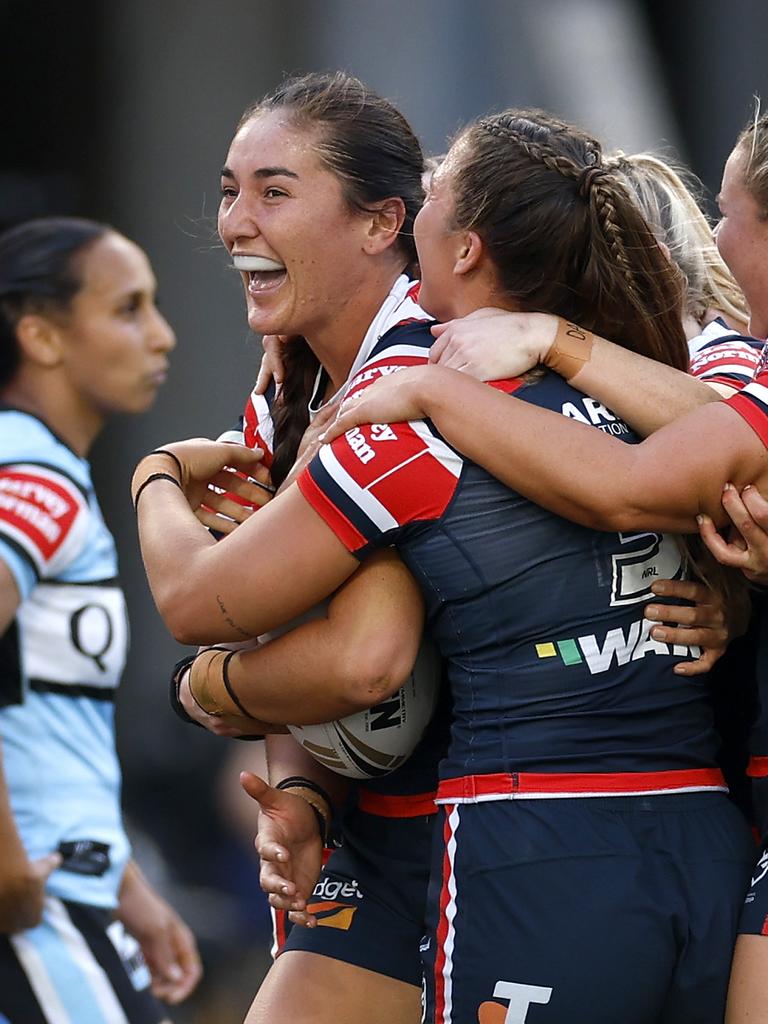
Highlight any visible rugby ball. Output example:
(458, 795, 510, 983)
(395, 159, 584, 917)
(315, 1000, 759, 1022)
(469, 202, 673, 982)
(286, 636, 442, 779)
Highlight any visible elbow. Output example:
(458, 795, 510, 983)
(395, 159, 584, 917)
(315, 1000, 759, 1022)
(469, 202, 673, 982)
(153, 579, 217, 646)
(336, 641, 417, 713)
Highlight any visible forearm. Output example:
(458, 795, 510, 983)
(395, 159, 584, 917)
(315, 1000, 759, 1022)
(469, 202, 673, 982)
(563, 337, 721, 436)
(265, 734, 349, 813)
(0, 750, 43, 932)
(416, 366, 759, 532)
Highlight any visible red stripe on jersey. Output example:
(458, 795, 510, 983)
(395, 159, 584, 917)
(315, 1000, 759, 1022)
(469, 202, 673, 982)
(747, 756, 768, 778)
(434, 806, 456, 1024)
(762, 915, 768, 937)
(346, 354, 431, 398)
(407, 282, 421, 302)
(437, 767, 727, 801)
(330, 420, 460, 526)
(487, 377, 525, 395)
(689, 343, 760, 381)
(727, 384, 768, 448)
(243, 396, 274, 467)
(296, 470, 368, 552)
(0, 469, 81, 562)
(356, 788, 437, 817)
(698, 373, 752, 390)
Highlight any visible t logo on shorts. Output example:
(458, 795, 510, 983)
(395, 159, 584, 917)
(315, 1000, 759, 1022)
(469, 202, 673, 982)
(478, 981, 553, 1023)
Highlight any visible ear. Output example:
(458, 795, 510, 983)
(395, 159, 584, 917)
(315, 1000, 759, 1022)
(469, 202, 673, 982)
(363, 198, 407, 255)
(454, 230, 483, 276)
(14, 313, 65, 369)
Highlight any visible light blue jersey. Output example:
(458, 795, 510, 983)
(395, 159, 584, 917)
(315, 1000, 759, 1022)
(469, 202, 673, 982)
(0, 408, 130, 908)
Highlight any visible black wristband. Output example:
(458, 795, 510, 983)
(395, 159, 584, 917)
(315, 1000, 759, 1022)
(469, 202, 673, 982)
(220, 650, 253, 717)
(134, 472, 182, 511)
(149, 448, 184, 479)
(169, 655, 204, 728)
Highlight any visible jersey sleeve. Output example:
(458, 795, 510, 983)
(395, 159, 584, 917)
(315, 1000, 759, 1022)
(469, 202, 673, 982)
(689, 336, 764, 391)
(725, 364, 768, 447)
(0, 463, 90, 596)
(296, 323, 463, 557)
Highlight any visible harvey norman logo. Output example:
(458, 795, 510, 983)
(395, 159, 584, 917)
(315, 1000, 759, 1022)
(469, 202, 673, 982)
(535, 618, 700, 675)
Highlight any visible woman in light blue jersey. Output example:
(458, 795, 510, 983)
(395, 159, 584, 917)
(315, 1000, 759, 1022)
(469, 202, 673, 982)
(0, 217, 200, 1024)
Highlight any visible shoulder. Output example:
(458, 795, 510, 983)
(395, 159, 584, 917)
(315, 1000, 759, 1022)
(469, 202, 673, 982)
(0, 409, 92, 582)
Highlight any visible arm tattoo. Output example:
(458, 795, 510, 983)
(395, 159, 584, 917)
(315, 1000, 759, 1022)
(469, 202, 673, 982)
(216, 594, 250, 638)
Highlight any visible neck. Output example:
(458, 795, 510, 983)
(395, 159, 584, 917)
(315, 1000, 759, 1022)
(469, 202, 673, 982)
(307, 265, 405, 393)
(2, 370, 103, 456)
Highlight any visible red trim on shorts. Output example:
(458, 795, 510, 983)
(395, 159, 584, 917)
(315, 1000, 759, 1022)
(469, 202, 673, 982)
(356, 788, 437, 817)
(272, 908, 288, 958)
(748, 757, 768, 778)
(434, 806, 455, 1024)
(436, 767, 727, 802)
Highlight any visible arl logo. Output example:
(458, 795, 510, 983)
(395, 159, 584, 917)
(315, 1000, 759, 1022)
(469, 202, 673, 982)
(478, 981, 553, 1023)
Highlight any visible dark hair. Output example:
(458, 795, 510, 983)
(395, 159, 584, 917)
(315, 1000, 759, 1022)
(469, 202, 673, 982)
(450, 110, 688, 371)
(0, 216, 109, 389)
(238, 72, 425, 486)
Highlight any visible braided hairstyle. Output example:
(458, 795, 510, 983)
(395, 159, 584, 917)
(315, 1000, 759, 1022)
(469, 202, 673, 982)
(449, 110, 688, 370)
(238, 73, 426, 486)
(0, 217, 109, 391)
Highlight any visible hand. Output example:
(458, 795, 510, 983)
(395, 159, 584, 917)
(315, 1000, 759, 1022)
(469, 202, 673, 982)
(321, 365, 441, 445)
(132, 440, 264, 514)
(117, 865, 202, 1004)
(178, 666, 257, 737)
(699, 483, 768, 584)
(0, 851, 62, 933)
(240, 771, 324, 928)
(254, 334, 290, 395)
(430, 309, 557, 380)
(643, 579, 730, 675)
(195, 465, 275, 535)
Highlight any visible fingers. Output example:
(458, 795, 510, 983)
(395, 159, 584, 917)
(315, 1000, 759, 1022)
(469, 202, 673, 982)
(239, 770, 270, 804)
(288, 909, 318, 928)
(698, 512, 751, 569)
(162, 921, 202, 1004)
(30, 852, 63, 881)
(254, 335, 287, 395)
(645, 600, 723, 630)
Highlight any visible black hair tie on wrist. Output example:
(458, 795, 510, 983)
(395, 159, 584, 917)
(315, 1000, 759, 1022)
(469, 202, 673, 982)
(149, 448, 184, 479)
(133, 472, 182, 511)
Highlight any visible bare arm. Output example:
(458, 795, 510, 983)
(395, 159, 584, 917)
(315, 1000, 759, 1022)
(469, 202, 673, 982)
(430, 311, 721, 437)
(189, 550, 424, 723)
(132, 442, 360, 645)
(0, 562, 62, 932)
(326, 364, 768, 533)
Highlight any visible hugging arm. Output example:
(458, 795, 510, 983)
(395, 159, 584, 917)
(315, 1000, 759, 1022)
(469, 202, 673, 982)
(327, 364, 768, 533)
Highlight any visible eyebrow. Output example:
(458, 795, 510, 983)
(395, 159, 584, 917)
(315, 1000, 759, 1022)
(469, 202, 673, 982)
(221, 165, 299, 180)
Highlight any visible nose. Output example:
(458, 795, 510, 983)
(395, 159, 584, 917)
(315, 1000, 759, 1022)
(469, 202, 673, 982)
(149, 307, 176, 353)
(218, 192, 260, 251)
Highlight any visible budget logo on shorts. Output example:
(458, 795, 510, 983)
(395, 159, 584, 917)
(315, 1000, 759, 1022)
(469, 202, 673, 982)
(306, 877, 363, 930)
(478, 981, 553, 1023)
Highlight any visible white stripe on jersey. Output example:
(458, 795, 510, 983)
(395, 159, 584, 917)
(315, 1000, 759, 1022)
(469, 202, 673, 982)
(408, 421, 463, 479)
(743, 381, 768, 408)
(439, 805, 461, 1024)
(251, 392, 275, 451)
(317, 443, 400, 533)
(12, 897, 130, 1024)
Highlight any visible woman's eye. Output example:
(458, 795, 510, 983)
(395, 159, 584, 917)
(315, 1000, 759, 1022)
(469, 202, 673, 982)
(264, 187, 287, 199)
(119, 296, 141, 316)
(220, 186, 238, 199)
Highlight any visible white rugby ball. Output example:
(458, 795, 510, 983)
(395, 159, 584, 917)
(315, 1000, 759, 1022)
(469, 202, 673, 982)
(287, 636, 442, 780)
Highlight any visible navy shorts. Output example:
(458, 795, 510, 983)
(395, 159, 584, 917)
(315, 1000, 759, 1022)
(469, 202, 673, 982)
(423, 792, 754, 1024)
(0, 896, 167, 1024)
(738, 844, 768, 934)
(276, 805, 434, 987)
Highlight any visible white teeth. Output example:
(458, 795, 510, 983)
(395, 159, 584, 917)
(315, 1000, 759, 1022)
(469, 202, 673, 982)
(232, 255, 285, 272)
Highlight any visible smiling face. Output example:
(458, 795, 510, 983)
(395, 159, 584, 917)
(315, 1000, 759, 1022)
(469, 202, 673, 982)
(218, 110, 377, 340)
(716, 144, 768, 338)
(57, 232, 175, 416)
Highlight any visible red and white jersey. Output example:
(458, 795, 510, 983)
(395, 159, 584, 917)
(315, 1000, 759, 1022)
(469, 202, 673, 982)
(242, 275, 424, 467)
(688, 319, 764, 392)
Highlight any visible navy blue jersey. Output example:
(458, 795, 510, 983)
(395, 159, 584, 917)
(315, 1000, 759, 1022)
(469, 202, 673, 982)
(299, 321, 725, 800)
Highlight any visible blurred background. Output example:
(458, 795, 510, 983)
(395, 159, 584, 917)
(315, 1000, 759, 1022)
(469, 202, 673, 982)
(1, 0, 767, 1019)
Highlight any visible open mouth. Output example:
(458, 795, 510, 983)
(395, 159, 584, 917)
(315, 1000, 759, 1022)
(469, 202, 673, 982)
(232, 255, 287, 294)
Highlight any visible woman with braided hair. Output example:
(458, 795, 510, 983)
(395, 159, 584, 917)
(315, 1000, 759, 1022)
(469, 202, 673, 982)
(133, 108, 754, 1023)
